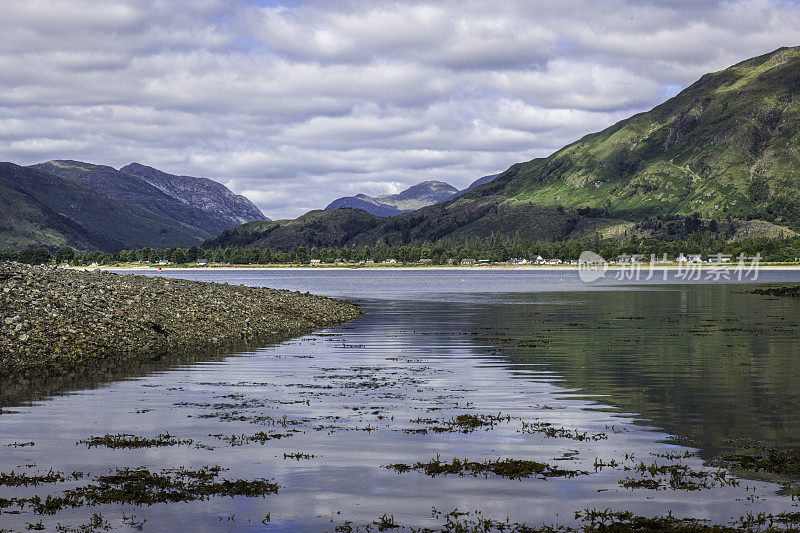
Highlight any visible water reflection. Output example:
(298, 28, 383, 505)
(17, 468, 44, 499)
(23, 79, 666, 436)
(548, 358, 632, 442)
(0, 338, 269, 408)
(472, 285, 800, 454)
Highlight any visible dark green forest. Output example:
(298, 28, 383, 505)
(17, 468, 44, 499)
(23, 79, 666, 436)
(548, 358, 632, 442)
(3, 231, 798, 266)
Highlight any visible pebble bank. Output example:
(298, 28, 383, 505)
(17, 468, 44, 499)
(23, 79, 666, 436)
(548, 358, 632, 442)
(0, 262, 363, 380)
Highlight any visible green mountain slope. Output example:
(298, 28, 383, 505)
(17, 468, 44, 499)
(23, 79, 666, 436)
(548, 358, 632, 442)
(205, 199, 621, 250)
(205, 210, 382, 250)
(0, 164, 112, 250)
(479, 46, 800, 226)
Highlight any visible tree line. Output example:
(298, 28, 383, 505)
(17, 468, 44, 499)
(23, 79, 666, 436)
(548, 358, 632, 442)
(3, 233, 800, 266)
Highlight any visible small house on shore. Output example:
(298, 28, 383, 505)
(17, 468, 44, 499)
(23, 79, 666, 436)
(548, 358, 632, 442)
(461, 258, 476, 265)
(196, 259, 209, 266)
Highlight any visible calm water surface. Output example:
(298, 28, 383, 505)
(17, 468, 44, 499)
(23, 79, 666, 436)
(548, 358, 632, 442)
(2, 269, 800, 531)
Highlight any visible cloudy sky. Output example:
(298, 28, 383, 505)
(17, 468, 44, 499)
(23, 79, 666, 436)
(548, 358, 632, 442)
(2, 0, 800, 219)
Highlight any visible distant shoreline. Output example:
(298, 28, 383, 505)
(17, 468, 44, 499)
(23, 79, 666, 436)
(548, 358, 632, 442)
(90, 263, 799, 272)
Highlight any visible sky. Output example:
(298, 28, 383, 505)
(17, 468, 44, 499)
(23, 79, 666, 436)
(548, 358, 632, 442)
(2, 1, 800, 219)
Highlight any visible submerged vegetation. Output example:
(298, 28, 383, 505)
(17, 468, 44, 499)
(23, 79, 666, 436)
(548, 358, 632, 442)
(0, 470, 76, 487)
(721, 447, 800, 477)
(325, 506, 800, 532)
(618, 461, 740, 491)
(520, 420, 608, 441)
(0, 466, 279, 516)
(408, 413, 511, 433)
(77, 433, 193, 449)
(751, 286, 800, 297)
(386, 456, 586, 480)
(209, 431, 297, 446)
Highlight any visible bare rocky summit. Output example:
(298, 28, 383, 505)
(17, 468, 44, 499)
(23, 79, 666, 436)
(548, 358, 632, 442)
(120, 162, 268, 228)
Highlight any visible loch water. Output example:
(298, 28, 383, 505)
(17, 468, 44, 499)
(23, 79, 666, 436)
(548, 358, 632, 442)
(2, 269, 800, 531)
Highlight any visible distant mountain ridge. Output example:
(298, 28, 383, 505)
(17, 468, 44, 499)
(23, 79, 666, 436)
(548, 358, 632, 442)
(325, 175, 498, 217)
(325, 195, 406, 217)
(456, 174, 500, 196)
(0, 160, 268, 251)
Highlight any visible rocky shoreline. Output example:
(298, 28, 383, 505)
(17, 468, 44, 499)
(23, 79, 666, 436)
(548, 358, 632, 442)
(0, 262, 363, 381)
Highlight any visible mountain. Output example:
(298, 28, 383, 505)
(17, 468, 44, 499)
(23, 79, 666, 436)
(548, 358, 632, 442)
(119, 163, 268, 227)
(204, 200, 618, 250)
(0, 163, 200, 250)
(476, 46, 800, 227)
(208, 46, 800, 250)
(454, 174, 500, 197)
(324, 176, 501, 217)
(0, 160, 268, 251)
(326, 180, 459, 216)
(380, 180, 461, 210)
(204, 210, 383, 250)
(325, 195, 405, 217)
(34, 160, 245, 240)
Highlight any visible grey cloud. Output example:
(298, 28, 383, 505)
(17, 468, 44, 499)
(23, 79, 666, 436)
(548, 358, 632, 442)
(2, 0, 800, 219)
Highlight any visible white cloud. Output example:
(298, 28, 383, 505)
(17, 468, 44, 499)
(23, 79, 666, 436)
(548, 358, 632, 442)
(1, 0, 800, 218)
